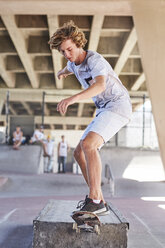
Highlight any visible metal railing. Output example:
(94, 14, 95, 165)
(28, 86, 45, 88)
(105, 164, 115, 196)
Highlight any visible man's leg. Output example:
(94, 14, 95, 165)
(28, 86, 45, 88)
(74, 142, 89, 185)
(74, 138, 105, 203)
(42, 143, 49, 157)
(81, 131, 104, 201)
(47, 155, 52, 172)
(13, 140, 21, 149)
(58, 157, 61, 173)
(62, 157, 66, 173)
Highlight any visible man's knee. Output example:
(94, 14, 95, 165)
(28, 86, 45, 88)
(81, 138, 96, 152)
(73, 144, 82, 160)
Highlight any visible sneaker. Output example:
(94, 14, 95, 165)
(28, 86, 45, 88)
(97, 202, 110, 216)
(74, 195, 106, 215)
(72, 195, 89, 214)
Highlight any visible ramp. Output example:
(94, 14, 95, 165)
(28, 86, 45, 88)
(0, 145, 43, 174)
(33, 200, 129, 248)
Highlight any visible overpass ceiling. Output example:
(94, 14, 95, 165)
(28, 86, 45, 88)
(0, 1, 148, 130)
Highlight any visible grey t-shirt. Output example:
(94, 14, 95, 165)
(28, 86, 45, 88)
(67, 50, 132, 119)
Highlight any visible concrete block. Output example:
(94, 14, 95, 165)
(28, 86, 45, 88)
(33, 200, 129, 248)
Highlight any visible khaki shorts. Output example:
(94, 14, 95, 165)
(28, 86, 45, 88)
(81, 110, 129, 144)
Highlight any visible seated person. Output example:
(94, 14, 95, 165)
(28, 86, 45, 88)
(13, 125, 24, 150)
(29, 125, 44, 144)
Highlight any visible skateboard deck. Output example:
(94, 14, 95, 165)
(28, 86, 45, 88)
(71, 211, 101, 234)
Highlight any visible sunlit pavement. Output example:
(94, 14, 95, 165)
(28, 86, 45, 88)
(0, 172, 165, 248)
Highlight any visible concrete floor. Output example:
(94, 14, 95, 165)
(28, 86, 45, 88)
(0, 170, 165, 247)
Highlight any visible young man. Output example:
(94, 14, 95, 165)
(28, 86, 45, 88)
(58, 135, 70, 173)
(43, 135, 54, 173)
(13, 125, 24, 150)
(29, 125, 45, 145)
(49, 21, 132, 215)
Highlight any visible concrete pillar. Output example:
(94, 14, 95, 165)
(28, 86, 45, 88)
(0, 98, 5, 115)
(131, 0, 165, 171)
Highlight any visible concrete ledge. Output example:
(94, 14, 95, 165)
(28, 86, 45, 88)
(33, 200, 129, 248)
(0, 144, 43, 174)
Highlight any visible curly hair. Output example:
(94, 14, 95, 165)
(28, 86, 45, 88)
(48, 20, 87, 51)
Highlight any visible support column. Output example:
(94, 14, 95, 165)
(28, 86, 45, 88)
(0, 98, 5, 115)
(131, 0, 165, 171)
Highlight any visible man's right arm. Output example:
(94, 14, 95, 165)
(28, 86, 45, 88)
(57, 66, 73, 80)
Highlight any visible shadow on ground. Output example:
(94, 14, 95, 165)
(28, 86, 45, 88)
(0, 225, 33, 248)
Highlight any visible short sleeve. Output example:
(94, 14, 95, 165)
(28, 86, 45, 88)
(67, 61, 74, 73)
(88, 54, 108, 78)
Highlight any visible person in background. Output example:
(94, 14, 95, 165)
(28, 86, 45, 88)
(13, 125, 24, 150)
(58, 135, 70, 173)
(29, 125, 44, 145)
(43, 135, 55, 173)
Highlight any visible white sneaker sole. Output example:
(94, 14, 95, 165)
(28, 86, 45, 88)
(93, 207, 106, 215)
(97, 209, 110, 216)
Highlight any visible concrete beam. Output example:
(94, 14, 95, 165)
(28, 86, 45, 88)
(21, 102, 33, 115)
(0, 90, 93, 103)
(44, 103, 54, 129)
(131, 0, 165, 170)
(114, 27, 137, 75)
(88, 15, 104, 51)
(0, 115, 93, 126)
(77, 103, 84, 117)
(131, 72, 145, 91)
(75, 103, 84, 130)
(0, 56, 15, 88)
(40, 116, 92, 125)
(1, 15, 39, 88)
(9, 105, 17, 115)
(0, 1, 132, 15)
(0, 88, 82, 96)
(0, 88, 148, 103)
(47, 15, 63, 89)
(44, 103, 50, 116)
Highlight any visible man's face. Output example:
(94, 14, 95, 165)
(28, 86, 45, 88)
(60, 39, 80, 63)
(16, 127, 20, 132)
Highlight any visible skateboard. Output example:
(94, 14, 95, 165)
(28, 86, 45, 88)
(71, 211, 101, 234)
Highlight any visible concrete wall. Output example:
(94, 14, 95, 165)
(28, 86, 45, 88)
(0, 145, 43, 174)
(100, 147, 165, 182)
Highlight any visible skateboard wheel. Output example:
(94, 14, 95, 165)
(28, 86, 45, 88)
(94, 225, 100, 235)
(73, 222, 77, 230)
(76, 227, 80, 233)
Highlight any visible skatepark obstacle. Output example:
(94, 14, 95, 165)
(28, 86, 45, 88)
(33, 200, 129, 248)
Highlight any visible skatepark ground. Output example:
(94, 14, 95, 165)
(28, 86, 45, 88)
(0, 147, 165, 247)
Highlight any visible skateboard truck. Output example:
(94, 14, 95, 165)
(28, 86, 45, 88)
(71, 211, 101, 235)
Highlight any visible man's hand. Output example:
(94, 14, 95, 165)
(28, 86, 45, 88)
(57, 96, 75, 115)
(57, 67, 73, 80)
(57, 69, 68, 80)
